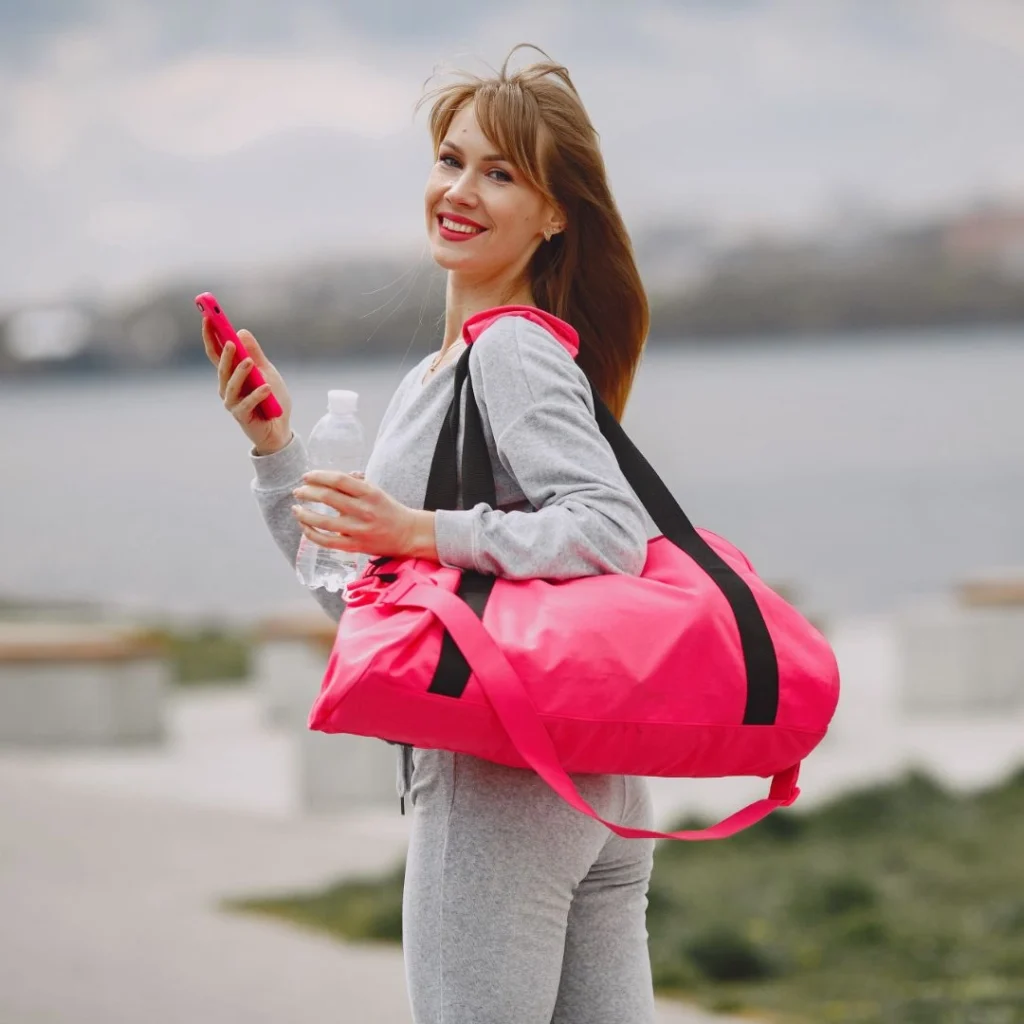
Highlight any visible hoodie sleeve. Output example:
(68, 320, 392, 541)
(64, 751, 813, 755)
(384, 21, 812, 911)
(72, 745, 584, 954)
(249, 431, 347, 624)
(248, 365, 421, 623)
(432, 316, 649, 580)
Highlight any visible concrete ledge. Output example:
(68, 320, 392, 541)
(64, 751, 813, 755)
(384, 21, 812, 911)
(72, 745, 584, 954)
(0, 622, 166, 662)
(957, 568, 1024, 609)
(298, 730, 400, 812)
(253, 614, 337, 650)
(896, 601, 1024, 715)
(251, 613, 336, 726)
(0, 624, 168, 746)
(252, 613, 397, 811)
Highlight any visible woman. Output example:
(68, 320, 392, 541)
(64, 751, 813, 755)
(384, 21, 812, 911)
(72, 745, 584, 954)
(204, 44, 659, 1024)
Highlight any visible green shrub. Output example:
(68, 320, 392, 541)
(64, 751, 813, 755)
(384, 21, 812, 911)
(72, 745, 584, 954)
(653, 815, 712, 862)
(828, 909, 891, 948)
(884, 990, 1024, 1024)
(989, 900, 1024, 936)
(685, 925, 779, 982)
(749, 807, 806, 843)
(228, 765, 1024, 1023)
(791, 872, 880, 922)
(644, 880, 686, 927)
(650, 950, 702, 991)
(809, 770, 954, 838)
(161, 626, 252, 684)
(226, 865, 405, 943)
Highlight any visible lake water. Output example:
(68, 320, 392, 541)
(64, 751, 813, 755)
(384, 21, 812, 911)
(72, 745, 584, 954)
(2, 325, 1022, 626)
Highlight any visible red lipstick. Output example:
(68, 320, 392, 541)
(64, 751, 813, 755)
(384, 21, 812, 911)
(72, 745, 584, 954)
(437, 212, 487, 241)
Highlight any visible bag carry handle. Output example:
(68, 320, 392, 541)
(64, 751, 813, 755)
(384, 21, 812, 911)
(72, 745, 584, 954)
(388, 580, 801, 841)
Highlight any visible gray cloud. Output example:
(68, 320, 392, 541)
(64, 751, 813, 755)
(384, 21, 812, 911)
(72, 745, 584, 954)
(0, 0, 1022, 308)
(0, 0, 99, 67)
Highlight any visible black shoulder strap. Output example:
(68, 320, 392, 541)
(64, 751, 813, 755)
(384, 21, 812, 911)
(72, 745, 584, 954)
(422, 341, 779, 725)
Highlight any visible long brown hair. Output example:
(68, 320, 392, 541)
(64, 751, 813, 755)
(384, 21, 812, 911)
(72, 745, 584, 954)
(416, 44, 649, 420)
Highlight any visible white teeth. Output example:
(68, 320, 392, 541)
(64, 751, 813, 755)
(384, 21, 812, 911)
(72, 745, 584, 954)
(440, 217, 483, 235)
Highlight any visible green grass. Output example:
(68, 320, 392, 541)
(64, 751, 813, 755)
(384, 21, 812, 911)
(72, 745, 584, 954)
(140, 625, 252, 685)
(225, 767, 1024, 1023)
(0, 599, 253, 686)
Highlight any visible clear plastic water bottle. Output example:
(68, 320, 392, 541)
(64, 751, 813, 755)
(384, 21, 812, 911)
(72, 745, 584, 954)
(295, 390, 366, 594)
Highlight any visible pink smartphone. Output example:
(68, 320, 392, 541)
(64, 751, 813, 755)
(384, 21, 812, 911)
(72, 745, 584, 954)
(195, 292, 283, 420)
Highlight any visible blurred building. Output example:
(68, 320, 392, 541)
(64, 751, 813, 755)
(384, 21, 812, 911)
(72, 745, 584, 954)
(942, 204, 1024, 277)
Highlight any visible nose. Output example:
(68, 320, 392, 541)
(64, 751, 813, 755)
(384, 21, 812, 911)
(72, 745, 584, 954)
(445, 166, 477, 208)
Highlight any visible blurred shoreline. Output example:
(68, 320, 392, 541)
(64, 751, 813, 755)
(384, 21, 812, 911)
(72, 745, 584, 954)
(3, 199, 1023, 381)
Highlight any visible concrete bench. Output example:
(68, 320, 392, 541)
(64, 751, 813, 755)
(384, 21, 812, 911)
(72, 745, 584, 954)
(957, 571, 1024, 609)
(251, 614, 397, 811)
(251, 614, 336, 727)
(897, 569, 1024, 715)
(0, 623, 168, 746)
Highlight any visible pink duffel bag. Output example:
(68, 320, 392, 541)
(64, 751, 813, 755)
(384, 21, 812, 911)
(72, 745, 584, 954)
(309, 307, 841, 841)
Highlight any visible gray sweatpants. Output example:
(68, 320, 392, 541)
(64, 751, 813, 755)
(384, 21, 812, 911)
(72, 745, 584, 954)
(402, 748, 656, 1024)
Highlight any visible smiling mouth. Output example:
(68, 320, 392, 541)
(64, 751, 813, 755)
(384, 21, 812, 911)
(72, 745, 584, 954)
(438, 215, 486, 236)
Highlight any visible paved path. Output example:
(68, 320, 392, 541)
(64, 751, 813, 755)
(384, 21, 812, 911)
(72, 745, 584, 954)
(0, 755, 745, 1024)
(4, 615, 1021, 1022)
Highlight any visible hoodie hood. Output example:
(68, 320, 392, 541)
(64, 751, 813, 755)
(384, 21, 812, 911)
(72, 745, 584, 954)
(461, 305, 580, 360)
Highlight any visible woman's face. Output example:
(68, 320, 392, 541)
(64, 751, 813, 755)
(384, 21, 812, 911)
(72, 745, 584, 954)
(424, 102, 560, 281)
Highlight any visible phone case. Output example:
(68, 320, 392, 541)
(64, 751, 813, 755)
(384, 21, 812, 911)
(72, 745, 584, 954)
(195, 292, 284, 420)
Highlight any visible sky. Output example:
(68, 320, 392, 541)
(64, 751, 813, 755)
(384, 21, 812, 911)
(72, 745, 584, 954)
(0, 0, 1022, 309)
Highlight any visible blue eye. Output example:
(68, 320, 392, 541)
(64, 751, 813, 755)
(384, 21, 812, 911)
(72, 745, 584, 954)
(438, 153, 513, 184)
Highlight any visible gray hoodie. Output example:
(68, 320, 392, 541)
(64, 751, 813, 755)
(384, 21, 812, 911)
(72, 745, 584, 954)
(248, 313, 655, 796)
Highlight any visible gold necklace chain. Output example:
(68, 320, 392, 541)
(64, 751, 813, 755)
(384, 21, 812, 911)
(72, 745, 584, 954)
(429, 339, 465, 373)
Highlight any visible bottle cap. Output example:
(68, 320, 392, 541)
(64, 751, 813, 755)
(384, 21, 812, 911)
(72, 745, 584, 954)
(328, 390, 359, 415)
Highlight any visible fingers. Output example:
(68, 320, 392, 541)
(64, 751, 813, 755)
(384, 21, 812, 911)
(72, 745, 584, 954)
(301, 470, 371, 496)
(293, 484, 364, 518)
(202, 321, 232, 380)
(237, 330, 265, 365)
(206, 321, 287, 436)
(235, 382, 274, 419)
(216, 341, 235, 397)
(297, 524, 359, 552)
(294, 504, 355, 532)
(223, 354, 255, 409)
(293, 507, 360, 550)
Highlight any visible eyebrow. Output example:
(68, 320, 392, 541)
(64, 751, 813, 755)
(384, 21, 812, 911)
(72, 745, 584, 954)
(440, 140, 510, 164)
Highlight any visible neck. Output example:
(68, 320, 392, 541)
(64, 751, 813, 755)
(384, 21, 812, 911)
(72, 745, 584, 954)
(441, 271, 535, 349)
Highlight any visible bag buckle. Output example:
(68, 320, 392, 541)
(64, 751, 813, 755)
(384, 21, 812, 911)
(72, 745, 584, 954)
(379, 568, 440, 607)
(379, 576, 419, 607)
(340, 574, 382, 607)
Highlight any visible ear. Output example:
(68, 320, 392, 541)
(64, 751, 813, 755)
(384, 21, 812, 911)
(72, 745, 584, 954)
(543, 220, 566, 241)
(542, 196, 566, 240)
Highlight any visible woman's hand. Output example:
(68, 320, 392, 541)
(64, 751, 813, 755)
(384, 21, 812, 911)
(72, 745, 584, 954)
(202, 321, 294, 455)
(291, 471, 438, 561)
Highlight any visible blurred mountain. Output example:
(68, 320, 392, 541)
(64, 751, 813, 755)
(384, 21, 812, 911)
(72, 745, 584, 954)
(3, 200, 1024, 378)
